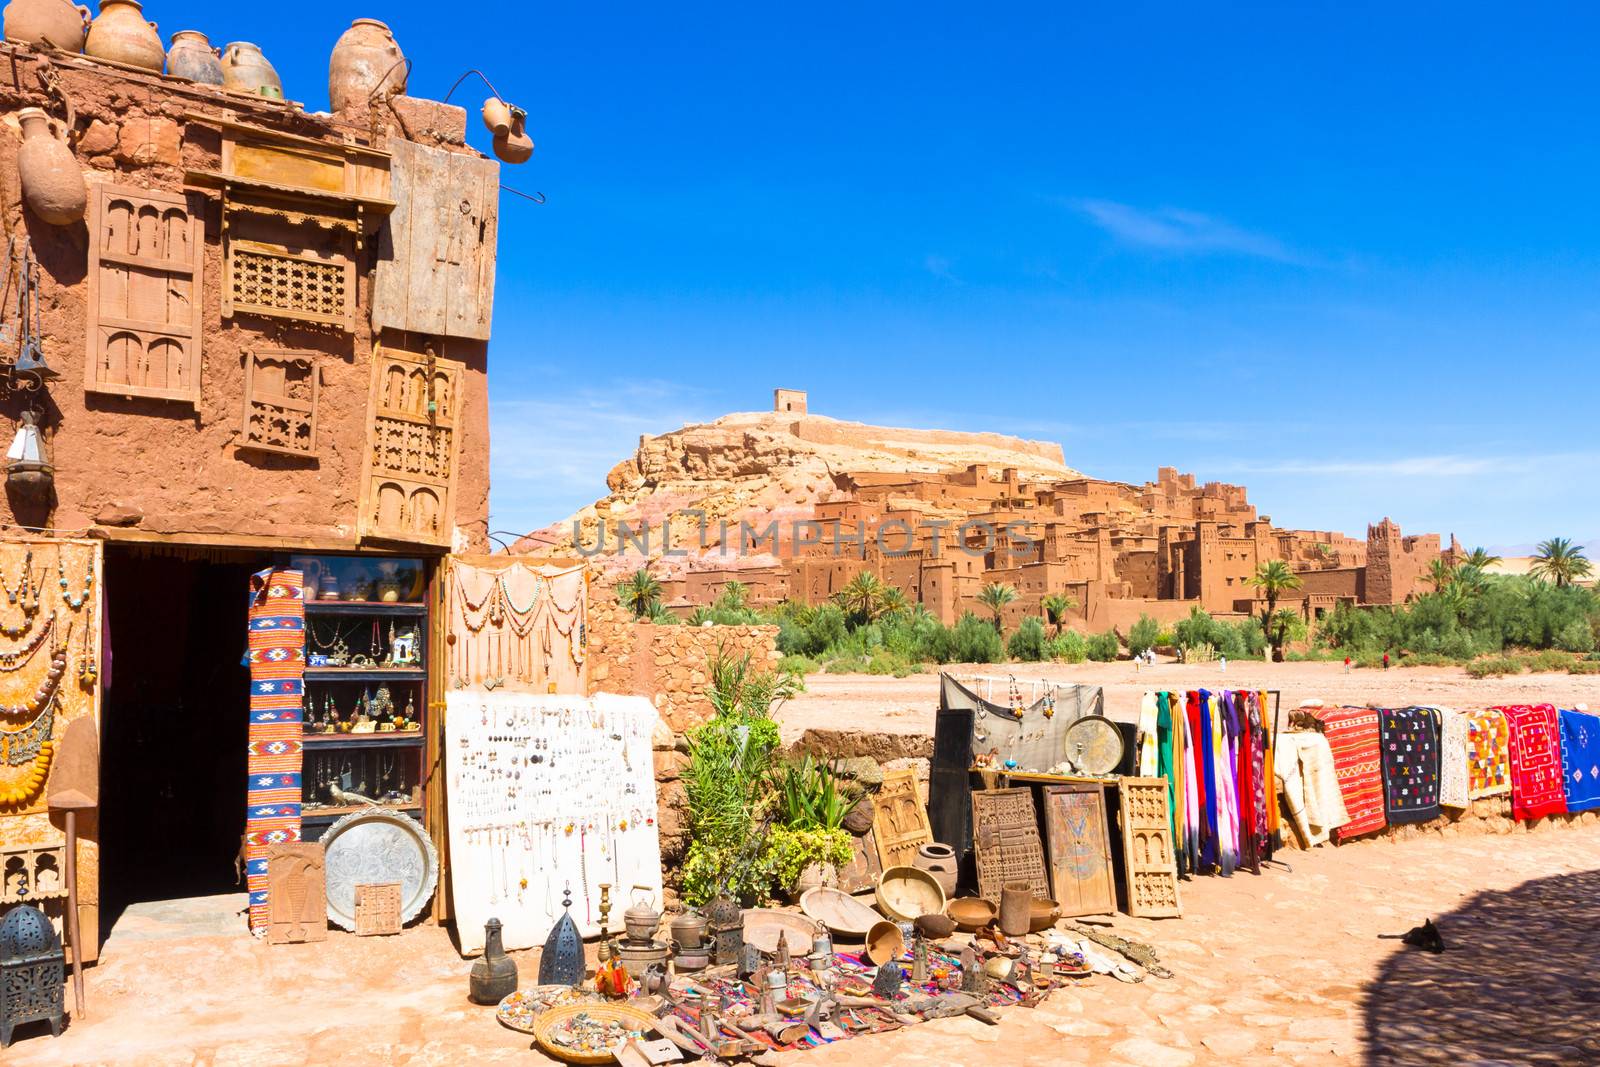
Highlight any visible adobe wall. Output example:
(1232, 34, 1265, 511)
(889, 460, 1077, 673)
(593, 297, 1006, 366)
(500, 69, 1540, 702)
(0, 52, 490, 550)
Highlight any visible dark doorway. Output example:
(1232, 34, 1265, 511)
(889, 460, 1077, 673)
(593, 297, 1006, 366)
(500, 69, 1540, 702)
(99, 546, 267, 936)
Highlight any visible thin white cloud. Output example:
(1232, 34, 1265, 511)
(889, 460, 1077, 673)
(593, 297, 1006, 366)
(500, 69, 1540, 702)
(1073, 198, 1303, 263)
(923, 254, 963, 284)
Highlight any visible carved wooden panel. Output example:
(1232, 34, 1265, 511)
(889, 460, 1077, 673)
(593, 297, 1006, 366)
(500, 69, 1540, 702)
(85, 184, 204, 404)
(872, 768, 933, 871)
(358, 340, 464, 546)
(971, 787, 1050, 903)
(838, 828, 884, 894)
(372, 139, 499, 340)
(1042, 784, 1115, 918)
(2, 845, 66, 904)
(240, 351, 319, 458)
(266, 843, 327, 944)
(1117, 777, 1182, 919)
(354, 881, 402, 936)
(223, 228, 356, 332)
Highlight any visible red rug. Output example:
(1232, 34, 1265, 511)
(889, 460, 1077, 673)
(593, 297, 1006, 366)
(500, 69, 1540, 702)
(1313, 706, 1388, 840)
(1500, 704, 1568, 821)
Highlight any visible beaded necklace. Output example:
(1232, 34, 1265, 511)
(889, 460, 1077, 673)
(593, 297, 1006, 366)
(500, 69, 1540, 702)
(0, 611, 54, 672)
(57, 548, 93, 611)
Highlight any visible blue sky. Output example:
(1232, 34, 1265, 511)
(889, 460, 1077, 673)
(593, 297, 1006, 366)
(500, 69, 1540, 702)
(162, 3, 1600, 551)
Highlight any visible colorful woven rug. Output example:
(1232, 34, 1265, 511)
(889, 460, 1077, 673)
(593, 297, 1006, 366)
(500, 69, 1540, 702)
(1433, 707, 1469, 810)
(1313, 707, 1387, 840)
(1558, 709, 1600, 813)
(1466, 709, 1512, 798)
(1378, 707, 1442, 824)
(1501, 704, 1567, 821)
(244, 568, 305, 933)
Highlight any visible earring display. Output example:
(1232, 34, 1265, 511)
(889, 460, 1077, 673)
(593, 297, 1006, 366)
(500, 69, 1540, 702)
(444, 691, 662, 958)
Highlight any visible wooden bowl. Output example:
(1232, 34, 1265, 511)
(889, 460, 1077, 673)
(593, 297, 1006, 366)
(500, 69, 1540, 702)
(913, 912, 955, 940)
(945, 897, 997, 931)
(1029, 898, 1061, 933)
(875, 866, 946, 924)
(866, 919, 905, 965)
(532, 1002, 657, 1064)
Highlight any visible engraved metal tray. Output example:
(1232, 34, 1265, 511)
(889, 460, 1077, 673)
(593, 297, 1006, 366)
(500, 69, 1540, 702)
(322, 807, 438, 931)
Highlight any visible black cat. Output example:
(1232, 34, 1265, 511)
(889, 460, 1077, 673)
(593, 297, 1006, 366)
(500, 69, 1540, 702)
(1380, 918, 1446, 953)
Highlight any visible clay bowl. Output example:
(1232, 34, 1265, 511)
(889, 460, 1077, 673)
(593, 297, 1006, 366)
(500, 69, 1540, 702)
(866, 919, 905, 966)
(1029, 898, 1061, 933)
(945, 897, 998, 932)
(913, 912, 955, 940)
(875, 866, 946, 924)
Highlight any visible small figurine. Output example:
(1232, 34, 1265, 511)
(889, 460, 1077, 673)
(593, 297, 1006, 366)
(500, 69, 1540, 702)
(960, 943, 985, 995)
(912, 937, 928, 983)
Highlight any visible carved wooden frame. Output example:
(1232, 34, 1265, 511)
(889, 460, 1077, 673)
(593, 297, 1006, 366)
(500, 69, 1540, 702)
(358, 338, 464, 546)
(223, 233, 357, 332)
(1116, 776, 1182, 919)
(872, 767, 933, 871)
(240, 349, 320, 459)
(1042, 782, 1116, 918)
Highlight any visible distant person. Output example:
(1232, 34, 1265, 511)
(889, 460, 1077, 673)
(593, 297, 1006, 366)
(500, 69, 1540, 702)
(1220, 655, 1228, 675)
(1344, 655, 1351, 674)
(1383, 652, 1390, 670)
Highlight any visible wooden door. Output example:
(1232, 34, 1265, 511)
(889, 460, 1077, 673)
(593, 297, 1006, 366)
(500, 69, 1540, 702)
(1042, 783, 1115, 917)
(970, 787, 1051, 902)
(872, 768, 932, 870)
(1117, 777, 1182, 918)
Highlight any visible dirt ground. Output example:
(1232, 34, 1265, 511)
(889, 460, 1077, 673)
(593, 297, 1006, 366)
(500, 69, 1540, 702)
(8, 821, 1600, 1067)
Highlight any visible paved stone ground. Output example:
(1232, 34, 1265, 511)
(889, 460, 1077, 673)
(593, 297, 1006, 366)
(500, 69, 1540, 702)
(9, 822, 1599, 1066)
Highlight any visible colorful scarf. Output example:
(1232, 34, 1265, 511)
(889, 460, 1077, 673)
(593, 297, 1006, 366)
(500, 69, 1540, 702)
(1466, 709, 1512, 798)
(244, 568, 306, 933)
(1312, 706, 1387, 840)
(1378, 706, 1441, 824)
(1212, 692, 1239, 876)
(1558, 709, 1600, 813)
(1434, 707, 1469, 810)
(1136, 692, 1160, 776)
(1501, 704, 1567, 821)
(1196, 690, 1219, 871)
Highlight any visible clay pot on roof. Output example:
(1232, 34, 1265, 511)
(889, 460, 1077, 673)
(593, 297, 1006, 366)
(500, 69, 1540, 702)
(221, 42, 282, 100)
(167, 29, 222, 85)
(3, 0, 91, 52)
(85, 0, 162, 71)
(329, 18, 406, 112)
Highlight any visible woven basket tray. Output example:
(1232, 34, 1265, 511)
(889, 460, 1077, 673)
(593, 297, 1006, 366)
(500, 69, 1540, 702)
(532, 1002, 658, 1065)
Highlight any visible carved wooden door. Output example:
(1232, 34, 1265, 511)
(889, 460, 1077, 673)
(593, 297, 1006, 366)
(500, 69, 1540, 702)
(1042, 783, 1116, 917)
(872, 768, 932, 870)
(1117, 777, 1182, 918)
(970, 787, 1051, 902)
(358, 340, 463, 546)
(85, 184, 204, 403)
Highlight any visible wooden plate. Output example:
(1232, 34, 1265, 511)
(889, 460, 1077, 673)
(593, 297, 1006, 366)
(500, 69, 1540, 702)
(743, 908, 818, 954)
(800, 886, 882, 938)
(532, 1003, 658, 1065)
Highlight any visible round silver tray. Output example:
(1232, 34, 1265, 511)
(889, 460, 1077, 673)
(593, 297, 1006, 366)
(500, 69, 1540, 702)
(321, 807, 439, 931)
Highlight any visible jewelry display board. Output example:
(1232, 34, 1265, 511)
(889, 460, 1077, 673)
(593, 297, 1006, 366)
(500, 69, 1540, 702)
(0, 540, 102, 964)
(970, 787, 1051, 903)
(871, 768, 932, 871)
(444, 692, 662, 957)
(1042, 783, 1116, 918)
(446, 558, 587, 694)
(1117, 777, 1182, 918)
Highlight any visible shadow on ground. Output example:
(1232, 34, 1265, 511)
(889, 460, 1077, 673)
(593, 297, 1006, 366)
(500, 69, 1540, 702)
(1362, 867, 1600, 1064)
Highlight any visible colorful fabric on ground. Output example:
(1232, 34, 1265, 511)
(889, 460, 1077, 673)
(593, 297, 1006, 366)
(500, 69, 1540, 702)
(1502, 704, 1567, 821)
(1435, 707, 1470, 810)
(1378, 706, 1442, 824)
(1312, 706, 1387, 840)
(245, 567, 305, 933)
(1558, 708, 1600, 813)
(1466, 709, 1512, 798)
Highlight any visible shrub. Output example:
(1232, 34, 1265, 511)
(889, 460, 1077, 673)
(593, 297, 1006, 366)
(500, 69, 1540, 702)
(1557, 619, 1597, 654)
(940, 612, 1003, 664)
(1047, 630, 1088, 663)
(1086, 630, 1120, 662)
(1568, 660, 1600, 675)
(777, 654, 818, 678)
(1527, 649, 1572, 673)
(1466, 656, 1523, 679)
(1127, 614, 1162, 657)
(824, 655, 868, 674)
(1007, 617, 1049, 662)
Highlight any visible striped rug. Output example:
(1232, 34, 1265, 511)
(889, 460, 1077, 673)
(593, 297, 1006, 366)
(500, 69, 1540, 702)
(244, 568, 305, 933)
(1312, 706, 1387, 841)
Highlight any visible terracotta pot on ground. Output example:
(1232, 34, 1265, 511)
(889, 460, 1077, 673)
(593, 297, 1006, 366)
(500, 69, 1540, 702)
(16, 107, 85, 225)
(85, 0, 162, 70)
(998, 881, 1032, 937)
(328, 18, 405, 111)
(913, 842, 958, 898)
(166, 29, 221, 84)
(222, 41, 282, 100)
(4, 0, 91, 51)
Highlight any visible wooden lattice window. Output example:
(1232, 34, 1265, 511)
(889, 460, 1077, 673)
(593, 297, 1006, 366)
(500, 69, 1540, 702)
(358, 340, 463, 546)
(240, 350, 319, 458)
(85, 184, 204, 404)
(223, 232, 356, 332)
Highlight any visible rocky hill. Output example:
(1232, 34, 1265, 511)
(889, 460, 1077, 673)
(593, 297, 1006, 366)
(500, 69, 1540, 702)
(514, 409, 1081, 576)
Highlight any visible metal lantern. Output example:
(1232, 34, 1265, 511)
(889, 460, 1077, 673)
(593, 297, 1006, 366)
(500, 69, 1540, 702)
(0, 904, 64, 1047)
(537, 890, 584, 987)
(707, 893, 743, 966)
(4, 411, 52, 500)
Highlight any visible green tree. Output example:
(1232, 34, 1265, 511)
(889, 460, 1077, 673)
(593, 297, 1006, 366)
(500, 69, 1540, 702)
(618, 568, 663, 618)
(1041, 592, 1077, 636)
(879, 586, 910, 619)
(977, 582, 1018, 631)
(1007, 617, 1049, 661)
(1530, 538, 1593, 588)
(715, 580, 748, 612)
(834, 571, 889, 624)
(1462, 547, 1502, 571)
(1424, 557, 1456, 591)
(1128, 613, 1161, 657)
(1243, 560, 1304, 661)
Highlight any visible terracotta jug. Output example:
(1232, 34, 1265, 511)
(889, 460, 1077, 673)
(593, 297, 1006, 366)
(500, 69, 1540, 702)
(222, 41, 282, 100)
(328, 18, 405, 112)
(492, 107, 533, 165)
(166, 29, 221, 85)
(16, 107, 85, 225)
(481, 97, 511, 136)
(3, 0, 91, 51)
(85, 0, 162, 70)
(913, 842, 959, 898)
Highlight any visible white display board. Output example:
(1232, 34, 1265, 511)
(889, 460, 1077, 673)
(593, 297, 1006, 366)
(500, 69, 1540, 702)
(445, 691, 663, 956)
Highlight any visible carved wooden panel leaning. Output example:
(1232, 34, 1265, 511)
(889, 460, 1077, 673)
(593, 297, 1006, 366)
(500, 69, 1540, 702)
(1117, 777, 1182, 919)
(872, 768, 933, 871)
(85, 184, 204, 404)
(971, 787, 1051, 903)
(372, 139, 500, 341)
(354, 881, 402, 936)
(1042, 783, 1116, 918)
(240, 351, 319, 458)
(358, 340, 464, 545)
(266, 843, 327, 945)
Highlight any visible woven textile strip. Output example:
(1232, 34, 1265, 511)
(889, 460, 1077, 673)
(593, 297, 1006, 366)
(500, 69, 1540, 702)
(1313, 706, 1387, 840)
(1501, 704, 1567, 821)
(1466, 709, 1512, 798)
(1435, 707, 1470, 810)
(1558, 709, 1600, 813)
(245, 568, 305, 933)
(1378, 707, 1441, 824)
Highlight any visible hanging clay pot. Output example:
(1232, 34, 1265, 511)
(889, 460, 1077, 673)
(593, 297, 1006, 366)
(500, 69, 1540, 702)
(3, 0, 91, 51)
(16, 107, 85, 225)
(481, 97, 511, 136)
(492, 107, 533, 165)
(84, 0, 162, 71)
(328, 17, 405, 112)
(222, 41, 282, 100)
(166, 29, 221, 84)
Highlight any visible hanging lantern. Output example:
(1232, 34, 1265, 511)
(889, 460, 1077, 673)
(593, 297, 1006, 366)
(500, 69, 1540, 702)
(537, 889, 584, 987)
(5, 411, 52, 500)
(706, 893, 743, 967)
(0, 904, 65, 1047)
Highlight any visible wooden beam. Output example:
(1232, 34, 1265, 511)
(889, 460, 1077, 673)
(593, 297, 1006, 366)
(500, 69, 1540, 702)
(89, 526, 445, 557)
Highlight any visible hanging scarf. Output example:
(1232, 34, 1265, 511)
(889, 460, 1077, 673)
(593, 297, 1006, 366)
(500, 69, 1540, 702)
(1197, 689, 1219, 872)
(1211, 691, 1238, 876)
(1181, 692, 1201, 875)
(1136, 692, 1160, 776)
(1259, 690, 1278, 854)
(1502, 703, 1568, 821)
(1156, 692, 1184, 877)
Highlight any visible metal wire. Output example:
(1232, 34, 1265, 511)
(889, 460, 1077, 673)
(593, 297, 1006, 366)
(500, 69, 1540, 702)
(443, 68, 505, 106)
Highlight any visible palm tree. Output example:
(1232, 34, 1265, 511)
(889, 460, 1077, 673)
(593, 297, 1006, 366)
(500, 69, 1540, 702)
(618, 569, 663, 618)
(977, 582, 1018, 631)
(1040, 593, 1078, 636)
(879, 586, 909, 618)
(1462, 547, 1502, 571)
(1424, 557, 1456, 592)
(715, 580, 748, 611)
(1244, 560, 1303, 661)
(1530, 538, 1593, 588)
(834, 571, 888, 623)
